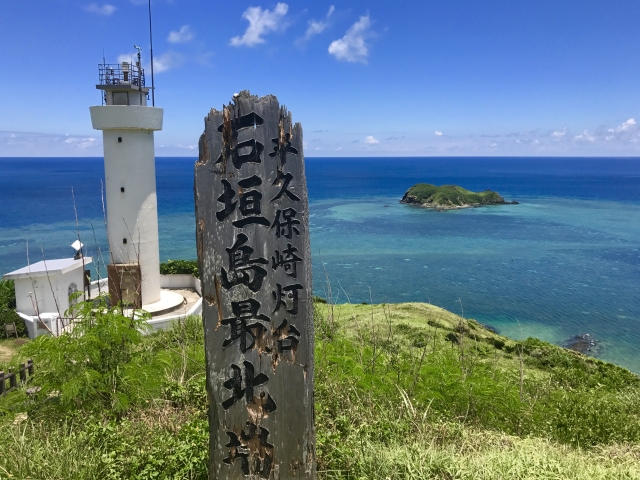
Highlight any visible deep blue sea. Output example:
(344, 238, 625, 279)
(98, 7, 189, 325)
(1, 157, 640, 372)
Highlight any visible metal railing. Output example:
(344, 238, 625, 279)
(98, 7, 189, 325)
(98, 63, 145, 88)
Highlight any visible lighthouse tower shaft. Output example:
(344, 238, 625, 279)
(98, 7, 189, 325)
(90, 61, 163, 305)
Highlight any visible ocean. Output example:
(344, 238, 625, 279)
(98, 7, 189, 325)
(1, 157, 639, 372)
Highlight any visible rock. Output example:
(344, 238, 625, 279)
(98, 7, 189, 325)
(480, 323, 500, 334)
(562, 334, 599, 355)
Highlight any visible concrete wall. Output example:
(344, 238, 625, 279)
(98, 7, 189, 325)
(18, 312, 70, 339)
(19, 274, 202, 338)
(159, 274, 201, 295)
(146, 298, 203, 332)
(88, 278, 109, 299)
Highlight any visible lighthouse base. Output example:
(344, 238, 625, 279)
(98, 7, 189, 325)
(141, 289, 186, 317)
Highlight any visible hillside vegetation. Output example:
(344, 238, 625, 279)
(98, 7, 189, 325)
(1, 299, 639, 479)
(401, 183, 511, 208)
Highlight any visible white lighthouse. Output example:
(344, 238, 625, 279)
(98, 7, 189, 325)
(90, 53, 163, 307)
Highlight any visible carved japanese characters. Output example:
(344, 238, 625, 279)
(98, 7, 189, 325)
(195, 92, 315, 480)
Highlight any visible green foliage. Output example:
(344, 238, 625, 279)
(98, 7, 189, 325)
(314, 302, 640, 478)
(160, 260, 200, 278)
(88, 415, 208, 479)
(0, 314, 209, 479)
(404, 183, 506, 207)
(0, 279, 25, 336)
(314, 302, 640, 449)
(0, 412, 209, 479)
(22, 296, 153, 413)
(0, 279, 16, 310)
(520, 336, 640, 390)
(315, 376, 640, 480)
(2, 302, 640, 479)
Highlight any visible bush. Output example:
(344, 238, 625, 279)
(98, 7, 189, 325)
(160, 260, 199, 278)
(23, 296, 153, 413)
(0, 279, 25, 336)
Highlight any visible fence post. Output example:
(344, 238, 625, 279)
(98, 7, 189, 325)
(28, 359, 34, 375)
(0, 371, 4, 395)
(8, 369, 17, 389)
(20, 363, 27, 383)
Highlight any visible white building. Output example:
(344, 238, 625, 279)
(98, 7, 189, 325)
(3, 257, 92, 338)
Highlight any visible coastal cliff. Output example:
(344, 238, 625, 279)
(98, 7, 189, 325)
(401, 183, 518, 210)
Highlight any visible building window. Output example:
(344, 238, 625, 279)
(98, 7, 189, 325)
(68, 283, 78, 305)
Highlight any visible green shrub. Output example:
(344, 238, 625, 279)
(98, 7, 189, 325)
(160, 260, 200, 278)
(22, 296, 153, 413)
(0, 279, 25, 336)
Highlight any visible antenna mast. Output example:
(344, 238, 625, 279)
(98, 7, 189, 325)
(148, 0, 155, 106)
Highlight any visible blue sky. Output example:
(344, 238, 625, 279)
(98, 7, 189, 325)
(2, 0, 640, 157)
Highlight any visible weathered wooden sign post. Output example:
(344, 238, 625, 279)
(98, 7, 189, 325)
(195, 91, 315, 479)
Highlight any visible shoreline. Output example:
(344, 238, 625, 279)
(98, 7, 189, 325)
(400, 199, 520, 211)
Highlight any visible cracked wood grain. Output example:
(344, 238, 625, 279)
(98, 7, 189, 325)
(195, 91, 315, 480)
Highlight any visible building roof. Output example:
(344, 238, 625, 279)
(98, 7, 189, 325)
(3, 257, 92, 280)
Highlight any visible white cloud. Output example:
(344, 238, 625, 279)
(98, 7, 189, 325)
(364, 135, 379, 144)
(608, 118, 636, 133)
(118, 50, 183, 73)
(434, 131, 443, 136)
(85, 3, 116, 15)
(63, 137, 98, 149)
(574, 130, 595, 142)
(168, 25, 195, 43)
(230, 3, 289, 47)
(152, 51, 184, 73)
(551, 128, 567, 137)
(117, 52, 137, 65)
(1, 131, 102, 156)
(328, 14, 372, 63)
(302, 6, 335, 41)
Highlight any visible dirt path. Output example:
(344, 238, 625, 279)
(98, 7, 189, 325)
(0, 344, 15, 362)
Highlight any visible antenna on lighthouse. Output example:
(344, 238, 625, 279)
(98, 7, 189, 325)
(134, 45, 143, 91)
(148, 0, 155, 106)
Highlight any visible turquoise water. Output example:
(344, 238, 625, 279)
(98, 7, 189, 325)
(1, 157, 639, 371)
(311, 195, 640, 371)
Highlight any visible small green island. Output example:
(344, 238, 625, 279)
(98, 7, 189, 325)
(401, 183, 519, 210)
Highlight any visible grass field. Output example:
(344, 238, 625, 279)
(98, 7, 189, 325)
(0, 301, 639, 479)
